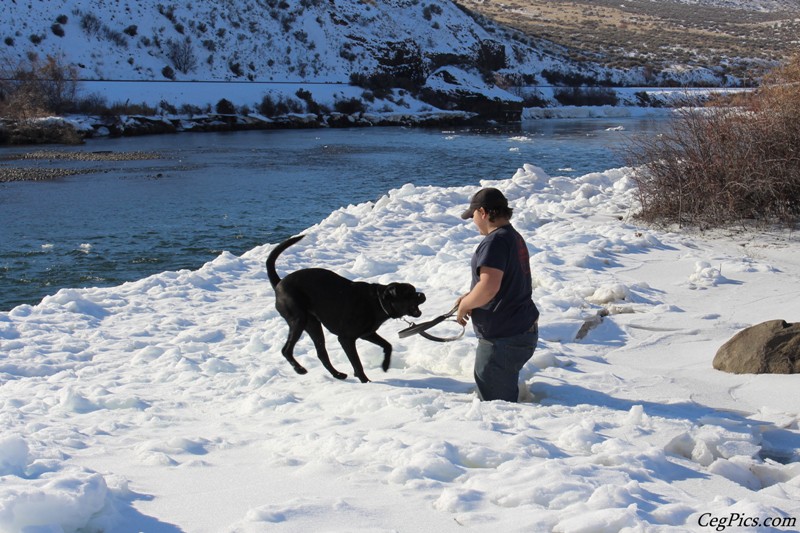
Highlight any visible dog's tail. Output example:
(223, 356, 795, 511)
(266, 235, 305, 289)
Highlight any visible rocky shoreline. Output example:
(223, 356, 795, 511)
(0, 167, 100, 182)
(0, 149, 164, 182)
(0, 108, 479, 147)
(6, 150, 163, 161)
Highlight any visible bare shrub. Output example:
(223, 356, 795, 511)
(258, 94, 303, 117)
(215, 98, 236, 115)
(334, 97, 366, 115)
(80, 13, 102, 35)
(0, 53, 78, 118)
(104, 28, 128, 48)
(73, 92, 108, 114)
(228, 61, 243, 77)
(626, 55, 800, 227)
(295, 88, 328, 115)
(166, 37, 197, 74)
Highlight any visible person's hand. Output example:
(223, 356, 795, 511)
(455, 295, 470, 326)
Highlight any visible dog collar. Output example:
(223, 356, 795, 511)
(378, 290, 396, 318)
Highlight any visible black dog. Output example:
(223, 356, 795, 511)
(266, 235, 426, 383)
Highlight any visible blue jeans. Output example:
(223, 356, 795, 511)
(474, 322, 538, 402)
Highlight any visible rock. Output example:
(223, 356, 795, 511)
(713, 320, 800, 374)
(420, 67, 523, 122)
(0, 118, 83, 145)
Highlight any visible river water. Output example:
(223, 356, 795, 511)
(0, 119, 663, 311)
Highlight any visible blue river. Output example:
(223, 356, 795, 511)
(0, 119, 664, 310)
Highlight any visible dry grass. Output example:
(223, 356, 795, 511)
(454, 0, 800, 78)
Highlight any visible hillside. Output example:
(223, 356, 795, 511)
(454, 0, 800, 81)
(1, 1, 756, 92)
(0, 0, 601, 82)
(1, 0, 791, 131)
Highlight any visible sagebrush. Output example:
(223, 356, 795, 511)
(626, 56, 800, 228)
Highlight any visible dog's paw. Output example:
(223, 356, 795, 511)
(332, 371, 347, 380)
(356, 373, 371, 383)
(293, 366, 308, 375)
(382, 360, 391, 372)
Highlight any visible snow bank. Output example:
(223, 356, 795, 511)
(1, 163, 799, 532)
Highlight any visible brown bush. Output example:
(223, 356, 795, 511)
(0, 53, 79, 119)
(626, 55, 800, 228)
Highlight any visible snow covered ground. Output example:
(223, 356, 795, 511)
(1, 162, 799, 532)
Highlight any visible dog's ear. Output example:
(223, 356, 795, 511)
(385, 283, 417, 299)
(384, 283, 402, 297)
(383, 283, 424, 318)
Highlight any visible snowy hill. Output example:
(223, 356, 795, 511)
(2, 0, 746, 115)
(1, 0, 577, 81)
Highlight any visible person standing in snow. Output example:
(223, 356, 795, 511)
(455, 187, 539, 402)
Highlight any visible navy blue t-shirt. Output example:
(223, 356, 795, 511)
(470, 224, 539, 339)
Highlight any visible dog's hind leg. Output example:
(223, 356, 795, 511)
(362, 333, 393, 372)
(304, 317, 347, 380)
(280, 316, 309, 375)
(338, 337, 370, 383)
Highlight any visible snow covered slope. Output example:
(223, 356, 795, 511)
(1, 0, 736, 89)
(2, 0, 557, 81)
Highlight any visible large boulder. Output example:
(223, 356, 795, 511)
(713, 320, 800, 374)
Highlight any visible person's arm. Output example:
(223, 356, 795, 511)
(456, 266, 503, 325)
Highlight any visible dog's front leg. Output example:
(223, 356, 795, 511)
(362, 333, 392, 373)
(338, 337, 370, 383)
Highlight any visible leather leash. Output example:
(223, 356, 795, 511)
(398, 305, 465, 343)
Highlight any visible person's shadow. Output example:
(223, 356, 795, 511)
(383, 375, 475, 395)
(533, 378, 800, 466)
(384, 371, 800, 468)
(107, 490, 185, 533)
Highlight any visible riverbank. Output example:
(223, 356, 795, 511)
(0, 108, 480, 147)
(1, 103, 679, 147)
(0, 109, 483, 180)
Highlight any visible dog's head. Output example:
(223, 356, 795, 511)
(383, 283, 425, 318)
